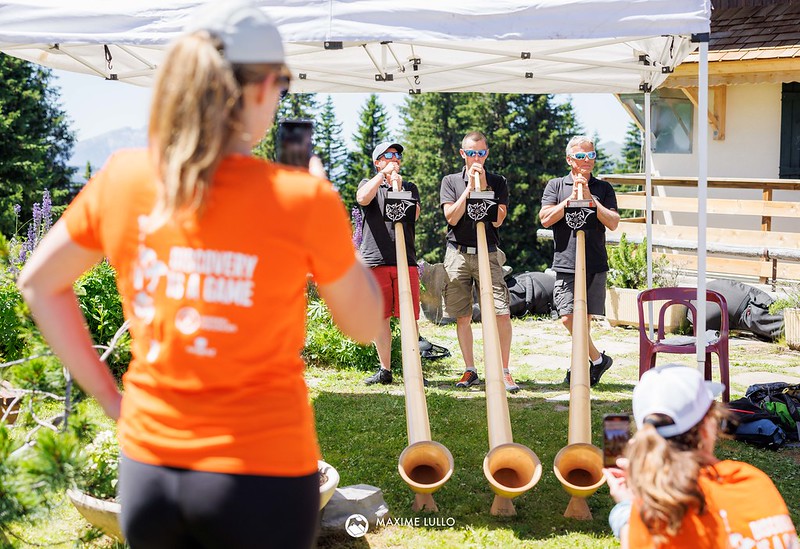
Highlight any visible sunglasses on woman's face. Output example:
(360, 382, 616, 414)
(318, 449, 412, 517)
(462, 149, 488, 158)
(380, 152, 403, 160)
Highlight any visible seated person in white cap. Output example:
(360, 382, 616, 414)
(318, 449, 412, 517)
(604, 364, 798, 548)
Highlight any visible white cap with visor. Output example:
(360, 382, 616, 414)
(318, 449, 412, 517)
(184, 0, 285, 65)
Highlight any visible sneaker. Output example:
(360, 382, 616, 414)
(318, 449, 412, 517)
(423, 377, 430, 388)
(590, 352, 614, 387)
(365, 368, 393, 385)
(563, 370, 571, 384)
(503, 372, 520, 393)
(455, 370, 480, 388)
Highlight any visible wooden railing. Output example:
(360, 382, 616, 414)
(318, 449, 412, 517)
(599, 174, 800, 284)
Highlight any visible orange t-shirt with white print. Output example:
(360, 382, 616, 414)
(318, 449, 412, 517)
(62, 149, 356, 477)
(628, 460, 798, 548)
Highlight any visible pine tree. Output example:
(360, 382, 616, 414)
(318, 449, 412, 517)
(340, 94, 389, 212)
(0, 54, 76, 237)
(252, 93, 319, 162)
(592, 131, 615, 176)
(619, 121, 643, 173)
(315, 95, 347, 186)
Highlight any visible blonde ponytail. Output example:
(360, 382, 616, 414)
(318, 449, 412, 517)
(148, 31, 281, 222)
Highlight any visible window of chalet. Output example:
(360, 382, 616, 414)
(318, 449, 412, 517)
(618, 89, 693, 154)
(779, 82, 800, 179)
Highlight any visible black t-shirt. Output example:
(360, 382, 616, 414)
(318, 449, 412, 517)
(357, 178, 419, 268)
(439, 167, 509, 249)
(541, 174, 618, 274)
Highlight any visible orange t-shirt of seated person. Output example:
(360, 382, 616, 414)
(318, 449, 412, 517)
(62, 149, 356, 477)
(628, 460, 799, 548)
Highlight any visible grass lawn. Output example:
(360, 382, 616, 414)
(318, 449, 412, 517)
(6, 316, 800, 547)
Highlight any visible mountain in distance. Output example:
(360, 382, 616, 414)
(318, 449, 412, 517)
(599, 140, 623, 166)
(70, 126, 147, 182)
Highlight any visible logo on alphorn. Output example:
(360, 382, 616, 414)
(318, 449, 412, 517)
(565, 208, 594, 230)
(385, 200, 416, 223)
(467, 201, 491, 222)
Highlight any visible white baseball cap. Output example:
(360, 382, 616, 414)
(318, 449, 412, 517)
(633, 364, 725, 438)
(372, 142, 404, 162)
(184, 0, 285, 65)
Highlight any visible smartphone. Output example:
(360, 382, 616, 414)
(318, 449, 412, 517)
(602, 413, 631, 468)
(276, 118, 314, 167)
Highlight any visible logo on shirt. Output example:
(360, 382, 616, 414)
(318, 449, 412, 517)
(186, 337, 217, 358)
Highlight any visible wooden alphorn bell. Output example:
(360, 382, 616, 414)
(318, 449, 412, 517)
(470, 172, 542, 516)
(552, 180, 606, 520)
(389, 174, 454, 512)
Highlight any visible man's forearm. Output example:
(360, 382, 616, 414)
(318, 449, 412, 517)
(356, 173, 383, 205)
(443, 189, 469, 225)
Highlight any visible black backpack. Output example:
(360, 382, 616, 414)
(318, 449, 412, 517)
(745, 382, 800, 440)
(727, 397, 787, 449)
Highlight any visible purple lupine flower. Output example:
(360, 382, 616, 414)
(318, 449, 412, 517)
(351, 206, 363, 249)
(41, 190, 53, 233)
(25, 224, 35, 255)
(13, 204, 21, 217)
(32, 202, 42, 243)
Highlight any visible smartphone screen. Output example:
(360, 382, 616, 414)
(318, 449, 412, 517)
(602, 414, 631, 468)
(276, 119, 314, 167)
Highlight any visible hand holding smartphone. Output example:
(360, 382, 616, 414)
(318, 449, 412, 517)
(276, 119, 314, 167)
(602, 413, 631, 468)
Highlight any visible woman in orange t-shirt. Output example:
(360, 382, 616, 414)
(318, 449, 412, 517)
(17, 3, 381, 548)
(604, 364, 798, 548)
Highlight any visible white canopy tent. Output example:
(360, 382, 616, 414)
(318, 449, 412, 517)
(0, 0, 713, 369)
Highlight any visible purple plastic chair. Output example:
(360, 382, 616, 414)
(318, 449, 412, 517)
(637, 287, 730, 403)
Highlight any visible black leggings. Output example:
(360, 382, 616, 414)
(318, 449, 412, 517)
(118, 454, 319, 549)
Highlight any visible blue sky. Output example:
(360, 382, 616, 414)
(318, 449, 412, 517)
(53, 70, 632, 146)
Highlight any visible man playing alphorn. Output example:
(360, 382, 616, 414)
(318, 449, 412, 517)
(358, 142, 422, 385)
(440, 131, 519, 393)
(539, 135, 620, 386)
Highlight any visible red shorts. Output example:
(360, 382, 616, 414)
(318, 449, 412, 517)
(370, 265, 420, 320)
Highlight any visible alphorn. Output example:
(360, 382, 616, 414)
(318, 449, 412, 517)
(391, 175, 454, 512)
(471, 172, 542, 516)
(552, 182, 606, 520)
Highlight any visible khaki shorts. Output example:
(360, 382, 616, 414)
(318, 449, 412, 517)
(443, 245, 510, 319)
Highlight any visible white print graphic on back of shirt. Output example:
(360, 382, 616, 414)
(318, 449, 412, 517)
(186, 337, 217, 358)
(132, 215, 257, 360)
(720, 508, 799, 549)
(132, 246, 168, 323)
(167, 247, 258, 307)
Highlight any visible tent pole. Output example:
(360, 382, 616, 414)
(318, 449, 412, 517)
(696, 39, 709, 373)
(644, 91, 654, 339)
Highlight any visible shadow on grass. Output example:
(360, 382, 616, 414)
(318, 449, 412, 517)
(313, 389, 635, 543)
(316, 382, 800, 544)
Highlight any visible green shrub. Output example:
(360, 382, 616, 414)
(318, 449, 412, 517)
(80, 429, 119, 501)
(769, 283, 800, 314)
(303, 296, 400, 371)
(0, 277, 34, 361)
(606, 234, 672, 289)
(74, 261, 130, 380)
